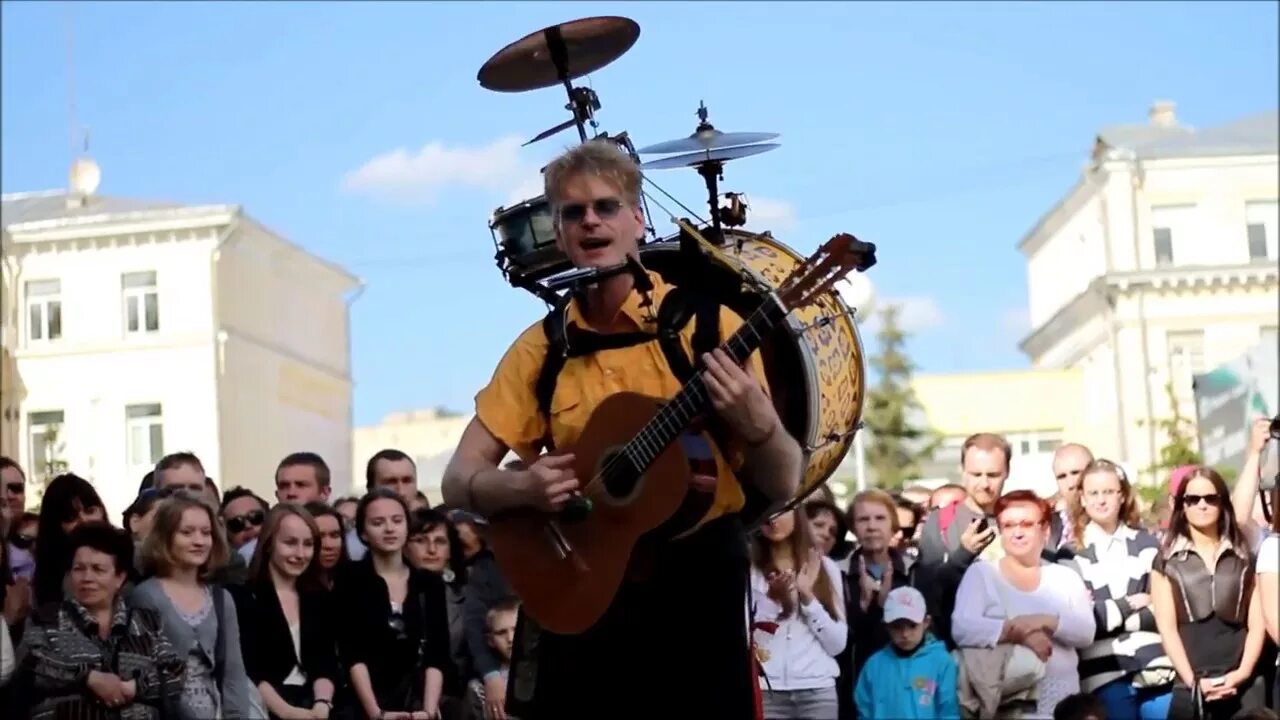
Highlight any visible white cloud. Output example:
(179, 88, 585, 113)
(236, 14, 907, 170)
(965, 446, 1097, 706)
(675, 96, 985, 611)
(744, 196, 797, 232)
(859, 296, 945, 335)
(506, 174, 546, 206)
(342, 135, 532, 204)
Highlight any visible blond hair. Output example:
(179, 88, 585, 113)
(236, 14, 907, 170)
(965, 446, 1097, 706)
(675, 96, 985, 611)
(850, 489, 901, 534)
(543, 140, 641, 209)
(138, 491, 230, 580)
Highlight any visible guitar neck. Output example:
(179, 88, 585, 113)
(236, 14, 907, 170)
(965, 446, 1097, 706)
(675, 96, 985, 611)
(624, 302, 783, 469)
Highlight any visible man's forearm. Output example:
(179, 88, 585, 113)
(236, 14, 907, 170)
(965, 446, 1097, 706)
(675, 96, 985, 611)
(741, 427, 803, 503)
(443, 459, 528, 515)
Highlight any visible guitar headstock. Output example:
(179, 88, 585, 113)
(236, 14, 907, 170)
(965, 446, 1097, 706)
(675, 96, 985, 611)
(778, 233, 877, 311)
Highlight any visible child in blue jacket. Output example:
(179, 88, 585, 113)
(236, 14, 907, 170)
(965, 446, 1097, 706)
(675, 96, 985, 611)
(854, 586, 960, 719)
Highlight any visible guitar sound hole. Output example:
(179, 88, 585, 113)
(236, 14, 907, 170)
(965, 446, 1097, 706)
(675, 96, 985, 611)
(600, 450, 639, 500)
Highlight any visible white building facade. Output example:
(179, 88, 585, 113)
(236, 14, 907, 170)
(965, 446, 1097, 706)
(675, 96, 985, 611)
(1018, 102, 1279, 482)
(2, 175, 361, 518)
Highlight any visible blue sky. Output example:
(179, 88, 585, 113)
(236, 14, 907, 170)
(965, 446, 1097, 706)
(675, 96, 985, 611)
(3, 1, 1277, 427)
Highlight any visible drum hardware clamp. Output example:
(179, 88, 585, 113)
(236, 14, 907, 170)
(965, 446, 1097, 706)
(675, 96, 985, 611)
(806, 427, 863, 453)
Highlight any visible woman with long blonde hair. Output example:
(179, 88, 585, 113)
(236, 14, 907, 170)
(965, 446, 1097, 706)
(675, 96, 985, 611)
(749, 506, 847, 719)
(131, 491, 259, 718)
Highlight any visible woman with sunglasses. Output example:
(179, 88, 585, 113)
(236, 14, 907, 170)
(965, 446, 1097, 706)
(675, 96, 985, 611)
(1066, 460, 1173, 720)
(335, 489, 448, 720)
(1151, 466, 1267, 719)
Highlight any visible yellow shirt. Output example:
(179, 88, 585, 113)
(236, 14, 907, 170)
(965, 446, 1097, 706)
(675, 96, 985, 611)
(474, 271, 769, 525)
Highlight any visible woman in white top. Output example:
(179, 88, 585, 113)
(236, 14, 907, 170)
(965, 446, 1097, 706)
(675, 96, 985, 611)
(952, 489, 1096, 718)
(750, 507, 847, 720)
(241, 504, 338, 719)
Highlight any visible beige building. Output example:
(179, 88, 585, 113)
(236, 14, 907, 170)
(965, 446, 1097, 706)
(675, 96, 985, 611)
(1017, 101, 1279, 484)
(907, 368, 1113, 498)
(1, 159, 362, 517)
(351, 408, 474, 501)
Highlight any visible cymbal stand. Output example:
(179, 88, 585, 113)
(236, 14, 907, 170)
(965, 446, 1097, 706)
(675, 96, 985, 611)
(544, 25, 599, 142)
(696, 160, 726, 241)
(600, 131, 658, 241)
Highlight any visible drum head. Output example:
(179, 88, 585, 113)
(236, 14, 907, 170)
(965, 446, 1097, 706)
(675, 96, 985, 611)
(491, 197, 570, 280)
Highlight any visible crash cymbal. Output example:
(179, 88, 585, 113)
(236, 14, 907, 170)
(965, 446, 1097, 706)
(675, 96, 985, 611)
(477, 16, 641, 93)
(636, 130, 780, 156)
(639, 143, 780, 170)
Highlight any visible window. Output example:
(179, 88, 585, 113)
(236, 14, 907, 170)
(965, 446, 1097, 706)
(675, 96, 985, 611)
(1005, 431, 1062, 457)
(1246, 201, 1277, 261)
(27, 410, 65, 477)
(1247, 224, 1268, 260)
(1168, 330, 1206, 393)
(25, 279, 62, 342)
(1036, 437, 1062, 453)
(122, 271, 159, 335)
(1150, 204, 1196, 268)
(125, 403, 164, 468)
(1153, 227, 1174, 266)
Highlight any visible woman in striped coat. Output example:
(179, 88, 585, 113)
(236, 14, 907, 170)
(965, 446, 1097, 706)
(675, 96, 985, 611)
(1067, 459, 1174, 720)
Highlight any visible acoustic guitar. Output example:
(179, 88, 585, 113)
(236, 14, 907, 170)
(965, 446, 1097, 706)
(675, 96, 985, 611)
(486, 233, 877, 635)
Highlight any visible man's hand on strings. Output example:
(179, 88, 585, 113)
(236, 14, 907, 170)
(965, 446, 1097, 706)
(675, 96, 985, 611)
(517, 454, 580, 512)
(701, 349, 779, 447)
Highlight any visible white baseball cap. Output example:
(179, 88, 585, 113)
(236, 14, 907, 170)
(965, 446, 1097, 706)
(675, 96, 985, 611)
(882, 586, 927, 625)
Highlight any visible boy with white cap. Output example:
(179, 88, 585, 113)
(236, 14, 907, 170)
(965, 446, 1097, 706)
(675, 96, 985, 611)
(853, 586, 960, 719)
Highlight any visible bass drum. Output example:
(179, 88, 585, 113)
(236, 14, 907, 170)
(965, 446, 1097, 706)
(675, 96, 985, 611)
(638, 229, 866, 525)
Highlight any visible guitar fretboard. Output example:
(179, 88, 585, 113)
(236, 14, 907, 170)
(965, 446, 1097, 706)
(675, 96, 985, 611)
(619, 301, 785, 470)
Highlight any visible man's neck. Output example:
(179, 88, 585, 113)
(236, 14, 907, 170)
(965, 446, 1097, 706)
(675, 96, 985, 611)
(580, 272, 636, 328)
(964, 498, 990, 517)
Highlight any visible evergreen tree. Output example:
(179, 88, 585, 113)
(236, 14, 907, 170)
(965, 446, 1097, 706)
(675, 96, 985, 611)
(862, 304, 939, 490)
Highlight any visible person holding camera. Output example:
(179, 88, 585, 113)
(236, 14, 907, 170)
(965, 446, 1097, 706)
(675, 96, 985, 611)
(1229, 417, 1279, 551)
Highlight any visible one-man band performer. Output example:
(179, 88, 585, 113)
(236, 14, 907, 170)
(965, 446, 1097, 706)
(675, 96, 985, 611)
(442, 139, 803, 719)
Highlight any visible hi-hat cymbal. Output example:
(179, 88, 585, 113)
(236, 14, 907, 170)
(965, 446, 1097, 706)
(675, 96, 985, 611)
(640, 143, 780, 170)
(636, 130, 780, 156)
(478, 16, 641, 93)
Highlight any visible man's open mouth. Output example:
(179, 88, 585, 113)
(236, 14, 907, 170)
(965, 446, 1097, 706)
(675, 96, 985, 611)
(581, 238, 610, 250)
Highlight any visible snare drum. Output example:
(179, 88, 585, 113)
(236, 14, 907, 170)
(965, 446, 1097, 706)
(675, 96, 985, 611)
(638, 229, 866, 521)
(489, 196, 571, 282)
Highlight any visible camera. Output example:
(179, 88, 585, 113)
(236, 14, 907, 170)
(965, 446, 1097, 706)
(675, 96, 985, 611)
(1271, 415, 1280, 440)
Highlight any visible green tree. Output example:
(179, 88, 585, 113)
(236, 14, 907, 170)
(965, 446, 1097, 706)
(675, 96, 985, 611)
(862, 304, 940, 490)
(1135, 382, 1212, 519)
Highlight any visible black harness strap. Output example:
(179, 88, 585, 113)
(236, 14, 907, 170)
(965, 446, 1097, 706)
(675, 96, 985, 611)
(533, 285, 723, 452)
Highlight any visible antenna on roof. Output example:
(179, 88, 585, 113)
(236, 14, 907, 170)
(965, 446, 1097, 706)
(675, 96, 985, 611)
(64, 5, 99, 207)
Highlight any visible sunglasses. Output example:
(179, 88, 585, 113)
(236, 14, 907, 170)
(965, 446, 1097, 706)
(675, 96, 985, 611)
(4, 482, 23, 494)
(225, 509, 265, 534)
(1180, 493, 1221, 508)
(557, 198, 624, 224)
